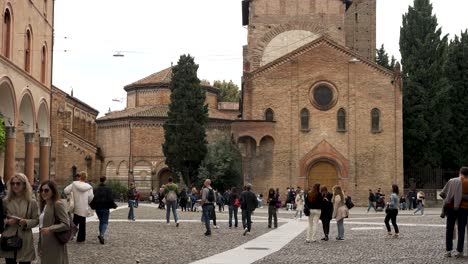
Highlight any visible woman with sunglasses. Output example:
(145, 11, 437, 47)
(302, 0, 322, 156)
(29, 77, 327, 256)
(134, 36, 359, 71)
(37, 181, 70, 264)
(0, 173, 39, 264)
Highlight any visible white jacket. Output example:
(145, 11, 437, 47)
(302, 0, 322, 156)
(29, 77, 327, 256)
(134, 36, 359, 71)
(64, 181, 94, 217)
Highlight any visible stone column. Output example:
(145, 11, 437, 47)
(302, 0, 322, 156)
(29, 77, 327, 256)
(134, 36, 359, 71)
(24, 133, 35, 184)
(3, 127, 16, 183)
(39, 137, 51, 183)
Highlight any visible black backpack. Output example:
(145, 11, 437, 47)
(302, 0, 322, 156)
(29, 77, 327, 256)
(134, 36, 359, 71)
(207, 188, 215, 203)
(345, 196, 354, 209)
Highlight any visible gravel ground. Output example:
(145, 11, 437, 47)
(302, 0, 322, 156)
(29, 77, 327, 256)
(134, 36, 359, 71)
(254, 209, 466, 264)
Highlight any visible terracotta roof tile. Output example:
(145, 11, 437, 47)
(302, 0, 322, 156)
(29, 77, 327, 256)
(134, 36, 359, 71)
(126, 67, 173, 87)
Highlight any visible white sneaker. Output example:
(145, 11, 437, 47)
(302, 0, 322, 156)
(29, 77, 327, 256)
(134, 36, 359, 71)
(213, 225, 219, 229)
(243, 228, 248, 236)
(444, 251, 451, 258)
(453, 251, 463, 258)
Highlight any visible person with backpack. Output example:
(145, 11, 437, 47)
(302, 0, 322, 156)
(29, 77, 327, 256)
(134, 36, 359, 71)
(37, 180, 70, 264)
(305, 183, 322, 243)
(201, 179, 216, 236)
(164, 177, 180, 227)
(228, 187, 239, 228)
(267, 188, 278, 228)
(240, 183, 257, 236)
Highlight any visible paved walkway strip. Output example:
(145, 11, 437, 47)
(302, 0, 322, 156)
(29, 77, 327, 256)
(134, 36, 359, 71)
(191, 220, 308, 264)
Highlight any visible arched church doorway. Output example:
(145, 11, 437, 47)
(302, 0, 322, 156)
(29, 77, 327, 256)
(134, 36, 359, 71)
(308, 161, 339, 191)
(158, 168, 172, 188)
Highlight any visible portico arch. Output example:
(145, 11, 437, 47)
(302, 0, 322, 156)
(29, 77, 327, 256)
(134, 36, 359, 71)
(0, 76, 16, 182)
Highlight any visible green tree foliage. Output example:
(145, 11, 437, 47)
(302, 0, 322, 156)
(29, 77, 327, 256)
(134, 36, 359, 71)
(197, 137, 242, 192)
(213, 80, 240, 102)
(0, 118, 5, 153)
(400, 0, 450, 169)
(375, 44, 396, 71)
(445, 30, 468, 167)
(162, 54, 208, 186)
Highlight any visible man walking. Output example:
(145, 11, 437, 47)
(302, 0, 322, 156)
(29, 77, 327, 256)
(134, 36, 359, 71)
(91, 176, 117, 244)
(201, 179, 216, 236)
(127, 182, 137, 221)
(367, 189, 376, 212)
(440, 167, 468, 258)
(240, 183, 257, 236)
(164, 177, 180, 226)
(64, 171, 94, 242)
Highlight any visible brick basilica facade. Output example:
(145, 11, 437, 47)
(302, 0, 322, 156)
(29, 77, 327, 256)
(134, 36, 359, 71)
(231, 0, 403, 203)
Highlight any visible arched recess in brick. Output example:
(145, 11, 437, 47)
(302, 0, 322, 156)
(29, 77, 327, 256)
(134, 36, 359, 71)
(133, 160, 151, 192)
(117, 160, 128, 179)
(19, 91, 36, 134)
(238, 136, 256, 185)
(157, 167, 172, 188)
(252, 136, 275, 196)
(105, 161, 116, 178)
(0, 76, 17, 126)
(251, 22, 326, 69)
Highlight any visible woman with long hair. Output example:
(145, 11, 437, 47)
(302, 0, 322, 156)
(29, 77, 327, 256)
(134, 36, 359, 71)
(0, 173, 39, 264)
(332, 185, 348, 241)
(385, 184, 400, 238)
(37, 181, 70, 263)
(294, 190, 304, 220)
(305, 183, 322, 243)
(320, 186, 333, 241)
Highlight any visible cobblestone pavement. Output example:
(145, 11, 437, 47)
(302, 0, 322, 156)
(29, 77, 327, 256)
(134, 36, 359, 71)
(254, 207, 467, 264)
(39, 204, 286, 264)
(29, 206, 466, 263)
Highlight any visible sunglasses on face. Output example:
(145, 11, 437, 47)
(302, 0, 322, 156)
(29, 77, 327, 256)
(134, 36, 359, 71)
(10, 181, 23, 187)
(39, 188, 50, 193)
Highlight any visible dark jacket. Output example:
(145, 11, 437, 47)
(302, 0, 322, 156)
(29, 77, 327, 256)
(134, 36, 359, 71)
(305, 191, 323, 210)
(92, 183, 117, 210)
(268, 192, 277, 206)
(320, 192, 333, 221)
(228, 193, 239, 207)
(127, 188, 136, 200)
(240, 191, 257, 211)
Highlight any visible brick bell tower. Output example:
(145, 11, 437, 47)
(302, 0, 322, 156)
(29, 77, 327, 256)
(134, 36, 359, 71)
(242, 0, 376, 73)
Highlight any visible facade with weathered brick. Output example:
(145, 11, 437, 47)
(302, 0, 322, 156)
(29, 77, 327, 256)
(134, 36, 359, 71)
(234, 0, 403, 204)
(96, 67, 239, 194)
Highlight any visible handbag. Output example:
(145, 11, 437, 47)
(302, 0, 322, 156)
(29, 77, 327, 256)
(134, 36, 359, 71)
(54, 205, 78, 244)
(303, 204, 310, 216)
(0, 230, 22, 251)
(0, 201, 29, 251)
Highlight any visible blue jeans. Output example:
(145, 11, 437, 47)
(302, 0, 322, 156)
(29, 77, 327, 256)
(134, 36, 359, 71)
(166, 200, 178, 223)
(242, 209, 253, 231)
(96, 209, 110, 237)
(128, 200, 135, 220)
(202, 204, 214, 233)
(414, 202, 424, 215)
(229, 206, 238, 227)
(367, 201, 376, 212)
(337, 219, 344, 239)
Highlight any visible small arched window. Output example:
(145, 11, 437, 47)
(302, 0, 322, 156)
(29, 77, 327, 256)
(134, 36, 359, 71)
(337, 108, 346, 132)
(371, 108, 381, 133)
(25, 29, 32, 72)
(265, 108, 274, 122)
(40, 44, 47, 83)
(300, 108, 309, 131)
(3, 8, 12, 58)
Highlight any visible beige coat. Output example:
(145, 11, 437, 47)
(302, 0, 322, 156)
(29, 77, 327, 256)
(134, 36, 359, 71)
(0, 198, 39, 262)
(295, 193, 304, 211)
(332, 195, 349, 221)
(64, 181, 94, 217)
(39, 199, 70, 264)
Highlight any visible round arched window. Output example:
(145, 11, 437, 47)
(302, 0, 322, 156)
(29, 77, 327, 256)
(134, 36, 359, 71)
(309, 82, 338, 111)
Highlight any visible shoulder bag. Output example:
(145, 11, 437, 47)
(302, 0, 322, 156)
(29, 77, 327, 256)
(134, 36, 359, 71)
(54, 204, 78, 244)
(0, 201, 29, 251)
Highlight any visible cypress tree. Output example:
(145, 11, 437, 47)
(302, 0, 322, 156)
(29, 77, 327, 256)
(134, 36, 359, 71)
(162, 54, 208, 186)
(376, 44, 396, 71)
(400, 0, 450, 169)
(445, 30, 468, 167)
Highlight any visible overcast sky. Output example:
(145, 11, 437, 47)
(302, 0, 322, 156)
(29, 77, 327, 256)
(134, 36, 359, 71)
(52, 0, 468, 116)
